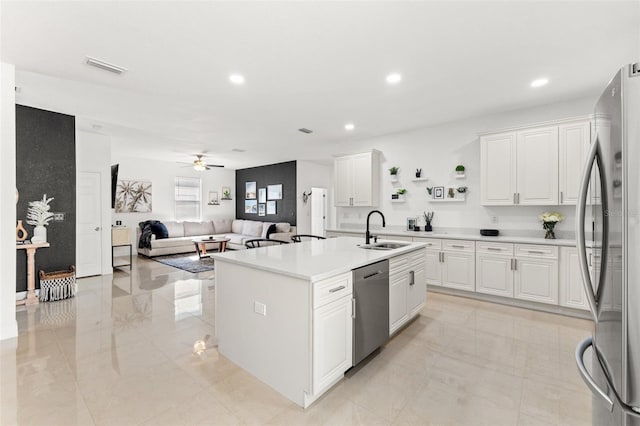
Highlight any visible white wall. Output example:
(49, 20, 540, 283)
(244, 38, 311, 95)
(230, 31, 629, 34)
(335, 96, 596, 238)
(111, 146, 236, 241)
(296, 160, 334, 235)
(76, 130, 113, 274)
(1, 62, 18, 340)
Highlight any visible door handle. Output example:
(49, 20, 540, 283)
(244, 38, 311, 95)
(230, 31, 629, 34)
(363, 270, 382, 279)
(575, 337, 614, 412)
(513, 193, 516, 204)
(94, 227, 101, 231)
(351, 298, 356, 319)
(487, 247, 502, 251)
(513, 258, 517, 270)
(517, 193, 520, 204)
(409, 270, 415, 286)
(560, 191, 564, 204)
(526, 250, 545, 254)
(440, 252, 444, 263)
(329, 285, 346, 293)
(451, 244, 465, 249)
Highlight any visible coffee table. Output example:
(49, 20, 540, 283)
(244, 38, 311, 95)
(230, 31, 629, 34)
(192, 237, 230, 258)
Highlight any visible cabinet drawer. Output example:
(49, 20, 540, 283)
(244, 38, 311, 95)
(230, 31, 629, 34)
(476, 241, 514, 255)
(313, 272, 353, 309)
(515, 244, 558, 259)
(413, 237, 442, 250)
(390, 249, 424, 274)
(443, 239, 475, 253)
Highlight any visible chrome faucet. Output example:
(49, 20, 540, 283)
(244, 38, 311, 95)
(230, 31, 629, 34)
(365, 210, 386, 245)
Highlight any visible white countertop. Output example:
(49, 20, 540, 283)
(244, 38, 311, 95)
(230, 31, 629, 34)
(326, 227, 581, 247)
(211, 237, 426, 282)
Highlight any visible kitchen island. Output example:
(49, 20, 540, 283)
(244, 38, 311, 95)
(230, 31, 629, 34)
(212, 237, 426, 408)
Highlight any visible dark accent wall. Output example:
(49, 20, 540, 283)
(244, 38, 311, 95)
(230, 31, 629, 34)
(235, 161, 296, 225)
(16, 105, 76, 292)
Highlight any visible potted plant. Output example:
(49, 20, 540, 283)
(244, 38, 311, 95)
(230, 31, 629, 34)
(389, 166, 399, 182)
(396, 188, 407, 201)
(540, 211, 564, 239)
(26, 194, 55, 243)
(223, 189, 231, 199)
(455, 165, 465, 176)
(426, 187, 433, 195)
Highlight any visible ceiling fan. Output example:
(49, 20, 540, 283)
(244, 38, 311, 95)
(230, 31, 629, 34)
(179, 154, 224, 171)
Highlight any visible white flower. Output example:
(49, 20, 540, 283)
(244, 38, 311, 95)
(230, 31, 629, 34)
(26, 194, 55, 227)
(540, 211, 564, 223)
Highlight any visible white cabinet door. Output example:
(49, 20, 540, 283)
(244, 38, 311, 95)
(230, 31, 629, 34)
(480, 132, 517, 205)
(407, 265, 426, 316)
(514, 257, 559, 305)
(558, 121, 590, 205)
(424, 249, 442, 285)
(516, 126, 559, 205)
(475, 253, 514, 297)
(442, 251, 475, 291)
(389, 274, 409, 334)
(313, 295, 353, 394)
(559, 247, 591, 310)
(351, 153, 374, 206)
(334, 156, 353, 207)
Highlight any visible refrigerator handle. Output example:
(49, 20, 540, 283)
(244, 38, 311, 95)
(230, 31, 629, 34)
(575, 337, 614, 412)
(576, 337, 640, 417)
(576, 134, 599, 322)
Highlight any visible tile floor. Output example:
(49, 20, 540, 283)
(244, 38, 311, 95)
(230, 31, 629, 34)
(1, 256, 594, 425)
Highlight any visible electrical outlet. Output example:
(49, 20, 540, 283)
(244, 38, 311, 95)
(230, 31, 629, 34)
(254, 301, 267, 316)
(53, 212, 65, 221)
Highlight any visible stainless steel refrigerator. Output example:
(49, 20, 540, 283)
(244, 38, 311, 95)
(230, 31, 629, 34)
(575, 63, 640, 425)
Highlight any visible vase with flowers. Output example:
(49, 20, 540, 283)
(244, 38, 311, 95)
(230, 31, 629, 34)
(540, 211, 564, 239)
(26, 194, 55, 243)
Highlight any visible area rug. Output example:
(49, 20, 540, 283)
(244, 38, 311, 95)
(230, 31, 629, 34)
(151, 253, 215, 273)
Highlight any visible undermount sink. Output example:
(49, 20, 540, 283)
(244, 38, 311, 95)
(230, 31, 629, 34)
(358, 242, 411, 250)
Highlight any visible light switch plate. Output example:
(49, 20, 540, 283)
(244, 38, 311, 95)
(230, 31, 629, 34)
(53, 212, 65, 221)
(254, 301, 267, 316)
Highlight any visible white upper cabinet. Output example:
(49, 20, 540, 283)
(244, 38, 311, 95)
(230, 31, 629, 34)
(516, 126, 559, 205)
(480, 117, 590, 206)
(480, 132, 517, 205)
(559, 121, 591, 205)
(334, 151, 380, 207)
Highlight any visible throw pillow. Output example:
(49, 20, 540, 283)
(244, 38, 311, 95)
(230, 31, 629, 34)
(266, 224, 277, 239)
(150, 222, 169, 239)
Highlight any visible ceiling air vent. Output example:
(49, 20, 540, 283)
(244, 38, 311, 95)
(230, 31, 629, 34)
(86, 56, 127, 75)
(298, 128, 313, 134)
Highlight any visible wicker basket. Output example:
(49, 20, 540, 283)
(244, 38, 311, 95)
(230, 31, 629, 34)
(39, 265, 76, 302)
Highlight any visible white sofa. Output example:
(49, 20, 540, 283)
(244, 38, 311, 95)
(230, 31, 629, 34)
(137, 219, 296, 257)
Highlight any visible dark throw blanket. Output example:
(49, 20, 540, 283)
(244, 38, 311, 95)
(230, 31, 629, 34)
(138, 220, 168, 249)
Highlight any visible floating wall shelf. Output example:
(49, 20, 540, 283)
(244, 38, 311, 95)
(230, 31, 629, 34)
(411, 177, 429, 182)
(455, 174, 466, 179)
(429, 198, 466, 203)
(391, 199, 406, 203)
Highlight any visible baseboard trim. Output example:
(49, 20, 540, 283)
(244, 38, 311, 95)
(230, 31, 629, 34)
(427, 285, 592, 320)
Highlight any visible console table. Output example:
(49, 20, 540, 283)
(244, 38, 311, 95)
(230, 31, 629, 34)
(112, 227, 132, 270)
(16, 242, 50, 306)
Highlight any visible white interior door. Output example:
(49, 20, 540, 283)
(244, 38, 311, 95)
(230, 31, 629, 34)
(76, 172, 102, 277)
(311, 187, 327, 236)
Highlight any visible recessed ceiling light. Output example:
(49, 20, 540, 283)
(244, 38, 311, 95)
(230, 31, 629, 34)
(386, 73, 402, 84)
(530, 78, 549, 88)
(344, 123, 355, 131)
(229, 74, 245, 85)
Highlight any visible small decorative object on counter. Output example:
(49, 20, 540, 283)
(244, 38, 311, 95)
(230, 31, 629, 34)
(540, 211, 564, 239)
(456, 186, 467, 193)
(448, 188, 455, 198)
(415, 168, 422, 178)
(424, 211, 434, 232)
(426, 187, 433, 195)
(406, 217, 417, 231)
(26, 194, 55, 244)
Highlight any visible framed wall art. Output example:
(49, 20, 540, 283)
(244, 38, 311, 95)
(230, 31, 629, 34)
(267, 184, 282, 200)
(245, 199, 257, 214)
(258, 203, 266, 216)
(245, 182, 257, 199)
(258, 188, 266, 203)
(433, 186, 445, 200)
(267, 200, 277, 215)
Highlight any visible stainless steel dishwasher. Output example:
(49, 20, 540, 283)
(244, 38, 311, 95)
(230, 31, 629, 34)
(352, 259, 390, 366)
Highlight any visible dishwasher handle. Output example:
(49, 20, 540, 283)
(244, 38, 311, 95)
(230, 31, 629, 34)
(363, 270, 383, 280)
